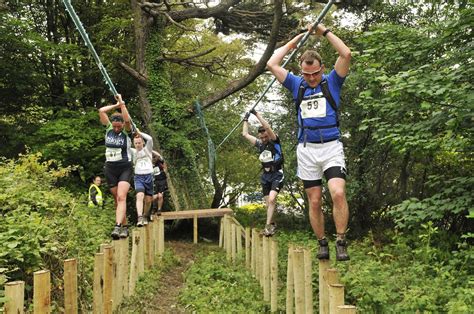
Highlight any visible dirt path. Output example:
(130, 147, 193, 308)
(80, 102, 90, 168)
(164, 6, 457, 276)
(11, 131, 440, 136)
(146, 241, 198, 313)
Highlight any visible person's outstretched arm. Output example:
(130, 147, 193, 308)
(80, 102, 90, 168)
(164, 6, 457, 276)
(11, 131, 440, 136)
(266, 33, 305, 83)
(253, 110, 277, 141)
(98, 102, 120, 126)
(313, 24, 351, 77)
(140, 132, 153, 152)
(242, 112, 257, 146)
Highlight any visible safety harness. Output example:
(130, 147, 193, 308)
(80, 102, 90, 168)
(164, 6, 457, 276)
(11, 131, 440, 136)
(296, 78, 340, 145)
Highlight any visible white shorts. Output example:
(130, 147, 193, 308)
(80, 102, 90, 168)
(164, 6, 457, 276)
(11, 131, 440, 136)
(296, 140, 346, 181)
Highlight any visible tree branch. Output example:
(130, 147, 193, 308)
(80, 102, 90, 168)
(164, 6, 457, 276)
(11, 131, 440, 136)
(119, 62, 148, 87)
(140, 0, 241, 22)
(197, 0, 284, 110)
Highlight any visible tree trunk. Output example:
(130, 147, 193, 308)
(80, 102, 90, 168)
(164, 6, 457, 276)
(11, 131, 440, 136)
(131, 0, 182, 211)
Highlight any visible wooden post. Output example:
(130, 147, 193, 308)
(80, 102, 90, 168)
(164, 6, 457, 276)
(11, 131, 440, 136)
(256, 235, 262, 285)
(223, 215, 228, 251)
(138, 228, 145, 275)
(251, 229, 257, 273)
(327, 268, 339, 286)
(4, 281, 24, 314)
(145, 224, 153, 268)
(111, 242, 119, 311)
(193, 214, 198, 244)
(286, 245, 294, 314)
(129, 230, 140, 295)
(337, 305, 357, 313)
(232, 223, 237, 262)
(103, 245, 113, 314)
(33, 270, 51, 314)
(121, 238, 129, 298)
(303, 249, 313, 314)
(245, 227, 251, 268)
(93, 253, 104, 314)
(237, 227, 243, 259)
(319, 259, 330, 314)
(293, 249, 305, 314)
(219, 218, 224, 247)
(64, 259, 78, 314)
(328, 284, 344, 314)
(263, 236, 270, 302)
(270, 239, 278, 313)
(158, 216, 165, 258)
(225, 215, 232, 261)
(155, 220, 160, 261)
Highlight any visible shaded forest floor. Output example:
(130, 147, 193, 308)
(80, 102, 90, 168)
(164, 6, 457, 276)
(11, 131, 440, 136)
(148, 241, 196, 313)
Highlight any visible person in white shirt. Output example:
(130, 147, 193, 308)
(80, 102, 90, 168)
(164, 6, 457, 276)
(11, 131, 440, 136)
(131, 130, 154, 227)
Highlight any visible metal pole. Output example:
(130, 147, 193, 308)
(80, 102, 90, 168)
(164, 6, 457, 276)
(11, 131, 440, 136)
(216, 0, 336, 150)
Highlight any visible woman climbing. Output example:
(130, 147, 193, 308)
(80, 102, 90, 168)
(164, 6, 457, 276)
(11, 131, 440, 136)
(99, 94, 133, 239)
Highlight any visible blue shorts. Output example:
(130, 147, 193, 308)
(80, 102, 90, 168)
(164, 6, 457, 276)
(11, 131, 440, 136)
(134, 174, 154, 196)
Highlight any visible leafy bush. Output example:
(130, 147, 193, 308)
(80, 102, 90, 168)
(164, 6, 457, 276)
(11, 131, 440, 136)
(0, 153, 114, 311)
(179, 249, 267, 312)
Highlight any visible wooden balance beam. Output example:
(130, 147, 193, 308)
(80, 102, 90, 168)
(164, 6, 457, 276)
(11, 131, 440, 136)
(160, 208, 234, 243)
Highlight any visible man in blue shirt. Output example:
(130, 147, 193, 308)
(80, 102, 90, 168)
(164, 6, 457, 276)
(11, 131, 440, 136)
(267, 24, 351, 261)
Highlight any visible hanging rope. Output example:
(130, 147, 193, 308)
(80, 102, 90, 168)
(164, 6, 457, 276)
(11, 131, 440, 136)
(215, 0, 337, 151)
(62, 0, 137, 131)
(195, 101, 216, 178)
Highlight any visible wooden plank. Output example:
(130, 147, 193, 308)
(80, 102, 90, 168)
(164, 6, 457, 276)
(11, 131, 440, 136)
(161, 208, 233, 220)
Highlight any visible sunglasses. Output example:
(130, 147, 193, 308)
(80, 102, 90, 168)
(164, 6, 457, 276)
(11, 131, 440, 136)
(302, 68, 323, 77)
(110, 116, 124, 122)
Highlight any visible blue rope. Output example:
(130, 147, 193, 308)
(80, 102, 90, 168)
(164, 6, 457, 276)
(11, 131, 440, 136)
(62, 0, 118, 96)
(62, 0, 137, 132)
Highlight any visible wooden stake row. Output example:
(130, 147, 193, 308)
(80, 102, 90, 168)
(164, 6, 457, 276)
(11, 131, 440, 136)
(218, 216, 357, 313)
(219, 217, 279, 312)
(3, 217, 166, 314)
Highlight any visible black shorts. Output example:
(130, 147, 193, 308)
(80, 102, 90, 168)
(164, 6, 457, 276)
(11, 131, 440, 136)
(104, 162, 133, 188)
(154, 178, 168, 194)
(261, 170, 284, 196)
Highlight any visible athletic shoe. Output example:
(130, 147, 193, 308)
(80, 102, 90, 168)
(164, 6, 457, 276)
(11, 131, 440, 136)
(156, 209, 162, 216)
(119, 226, 129, 238)
(335, 239, 350, 261)
(262, 223, 277, 237)
(137, 216, 145, 227)
(149, 214, 154, 222)
(143, 216, 149, 225)
(111, 225, 121, 240)
(316, 238, 330, 260)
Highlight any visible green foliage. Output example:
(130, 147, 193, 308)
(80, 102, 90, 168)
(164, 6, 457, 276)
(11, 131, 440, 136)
(118, 248, 177, 312)
(337, 229, 474, 312)
(25, 109, 105, 182)
(179, 249, 267, 312)
(0, 153, 114, 310)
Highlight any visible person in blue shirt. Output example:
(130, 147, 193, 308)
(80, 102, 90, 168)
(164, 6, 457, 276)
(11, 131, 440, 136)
(242, 110, 284, 237)
(266, 24, 351, 261)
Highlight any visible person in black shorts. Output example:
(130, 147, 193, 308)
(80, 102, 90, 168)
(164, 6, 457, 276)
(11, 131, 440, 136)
(151, 150, 168, 217)
(242, 109, 284, 237)
(99, 94, 133, 239)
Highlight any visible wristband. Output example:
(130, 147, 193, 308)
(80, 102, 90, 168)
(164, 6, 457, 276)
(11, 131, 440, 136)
(322, 29, 331, 37)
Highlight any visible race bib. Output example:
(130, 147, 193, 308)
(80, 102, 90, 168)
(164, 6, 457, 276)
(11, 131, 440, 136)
(259, 150, 273, 163)
(153, 166, 161, 176)
(137, 159, 149, 169)
(105, 147, 122, 162)
(300, 93, 326, 119)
